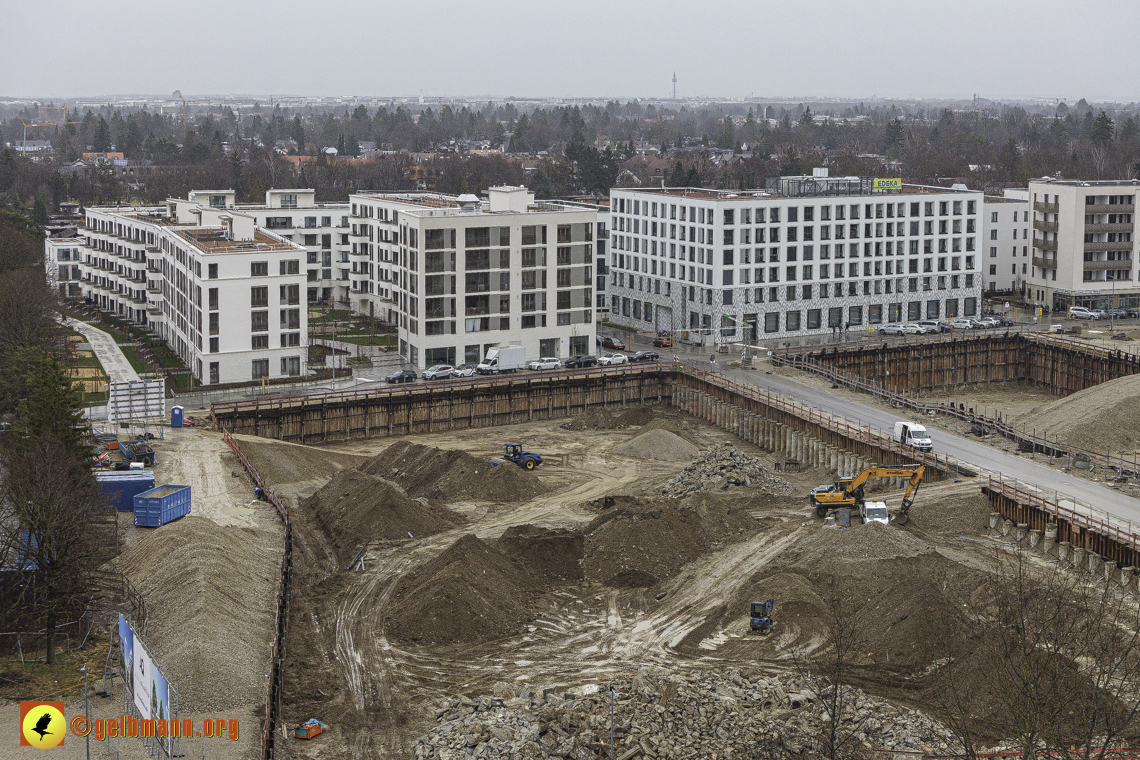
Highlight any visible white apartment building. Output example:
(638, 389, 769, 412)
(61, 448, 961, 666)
(47, 194, 310, 385)
(44, 235, 85, 298)
(982, 191, 1029, 294)
(1029, 179, 1140, 310)
(347, 186, 597, 368)
(173, 189, 352, 306)
(606, 173, 984, 343)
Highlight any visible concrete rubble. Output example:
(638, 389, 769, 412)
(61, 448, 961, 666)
(658, 443, 793, 498)
(412, 669, 955, 759)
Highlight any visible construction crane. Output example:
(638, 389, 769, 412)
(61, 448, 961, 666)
(19, 106, 80, 154)
(172, 91, 224, 135)
(808, 465, 925, 525)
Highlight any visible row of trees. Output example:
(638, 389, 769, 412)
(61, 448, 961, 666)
(0, 209, 112, 663)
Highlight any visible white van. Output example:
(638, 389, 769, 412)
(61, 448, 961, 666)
(894, 421, 933, 451)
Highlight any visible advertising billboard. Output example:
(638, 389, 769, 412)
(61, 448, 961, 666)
(872, 178, 902, 191)
(117, 614, 134, 693)
(132, 637, 153, 720)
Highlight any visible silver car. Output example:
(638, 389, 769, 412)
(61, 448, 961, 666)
(422, 364, 454, 381)
(452, 364, 476, 378)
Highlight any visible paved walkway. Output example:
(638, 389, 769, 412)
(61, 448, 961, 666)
(65, 318, 141, 384)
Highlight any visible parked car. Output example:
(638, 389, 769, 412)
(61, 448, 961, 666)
(976, 317, 999, 328)
(564, 354, 598, 369)
(653, 335, 673, 347)
(902, 323, 927, 334)
(994, 316, 1015, 327)
(422, 364, 454, 381)
(601, 336, 626, 350)
(879, 324, 905, 335)
(629, 350, 660, 363)
(598, 352, 628, 366)
(452, 364, 476, 378)
(1107, 308, 1127, 319)
(528, 357, 562, 371)
(596, 334, 604, 346)
(385, 369, 417, 384)
(950, 318, 975, 330)
(917, 319, 951, 333)
(1069, 306, 1098, 320)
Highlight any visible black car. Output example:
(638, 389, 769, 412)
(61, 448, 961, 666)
(564, 354, 598, 369)
(385, 369, 417, 384)
(629, 350, 660, 363)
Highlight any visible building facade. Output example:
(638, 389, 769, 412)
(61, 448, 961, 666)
(47, 194, 310, 385)
(347, 187, 597, 368)
(982, 191, 1029, 294)
(172, 189, 352, 306)
(1028, 179, 1140, 310)
(606, 174, 984, 345)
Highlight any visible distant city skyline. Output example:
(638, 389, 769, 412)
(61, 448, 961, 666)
(3, 0, 1140, 102)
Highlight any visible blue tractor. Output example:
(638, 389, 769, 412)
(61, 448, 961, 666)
(502, 443, 542, 470)
(749, 599, 774, 636)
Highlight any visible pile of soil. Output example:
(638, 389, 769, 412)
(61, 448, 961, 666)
(496, 525, 583, 583)
(1014, 373, 1140, 451)
(111, 516, 278, 712)
(471, 462, 548, 502)
(561, 407, 621, 431)
(304, 469, 456, 563)
(613, 429, 700, 461)
(635, 418, 703, 447)
(906, 487, 993, 537)
(358, 441, 495, 501)
(582, 496, 759, 587)
(385, 534, 535, 645)
(615, 405, 656, 426)
(791, 521, 936, 564)
(236, 437, 369, 488)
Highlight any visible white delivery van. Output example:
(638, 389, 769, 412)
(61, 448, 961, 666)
(893, 421, 933, 451)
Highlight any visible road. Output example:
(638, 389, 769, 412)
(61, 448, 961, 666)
(716, 361, 1140, 526)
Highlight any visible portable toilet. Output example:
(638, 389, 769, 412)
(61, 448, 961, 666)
(171, 406, 184, 428)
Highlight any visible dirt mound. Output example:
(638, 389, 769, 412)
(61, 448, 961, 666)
(1014, 373, 1140, 451)
(386, 534, 535, 645)
(634, 418, 703, 446)
(111, 516, 278, 712)
(791, 521, 936, 565)
(235, 436, 369, 488)
(583, 496, 759, 586)
(906, 487, 993, 537)
(561, 407, 621, 431)
(616, 405, 656, 426)
(614, 429, 700, 461)
(358, 441, 494, 501)
(304, 469, 455, 563)
(496, 525, 583, 583)
(472, 462, 548, 501)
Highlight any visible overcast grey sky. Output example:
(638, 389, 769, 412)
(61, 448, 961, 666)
(4, 0, 1139, 102)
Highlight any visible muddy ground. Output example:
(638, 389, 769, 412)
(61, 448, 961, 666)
(235, 403, 1019, 760)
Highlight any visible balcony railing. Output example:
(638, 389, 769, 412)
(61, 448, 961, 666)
(1033, 219, 1058, 233)
(1084, 223, 1134, 234)
(1034, 201, 1059, 214)
(1084, 259, 1131, 271)
(1085, 204, 1135, 214)
(1084, 240, 1133, 252)
(1034, 237, 1058, 251)
(1032, 256, 1057, 269)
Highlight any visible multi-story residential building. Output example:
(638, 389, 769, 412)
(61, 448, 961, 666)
(46, 193, 310, 385)
(347, 186, 597, 368)
(1029, 179, 1140, 311)
(44, 235, 85, 298)
(172, 189, 352, 306)
(982, 190, 1029, 294)
(606, 172, 984, 344)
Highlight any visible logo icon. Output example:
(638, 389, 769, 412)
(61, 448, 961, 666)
(20, 702, 65, 749)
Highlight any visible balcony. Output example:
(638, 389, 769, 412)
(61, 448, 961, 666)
(1034, 237, 1058, 251)
(1032, 256, 1057, 269)
(1084, 240, 1133, 252)
(1085, 204, 1135, 214)
(1033, 219, 1058, 233)
(1084, 223, 1134, 234)
(1084, 259, 1131, 271)
(1034, 201, 1059, 214)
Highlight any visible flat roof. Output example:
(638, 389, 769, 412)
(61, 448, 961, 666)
(1030, 179, 1140, 187)
(983, 195, 1027, 203)
(617, 182, 979, 201)
(176, 228, 298, 254)
(352, 192, 591, 217)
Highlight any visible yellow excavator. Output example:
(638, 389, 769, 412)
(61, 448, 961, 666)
(809, 465, 925, 525)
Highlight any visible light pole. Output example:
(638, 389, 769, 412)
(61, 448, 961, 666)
(609, 686, 618, 760)
(82, 663, 90, 760)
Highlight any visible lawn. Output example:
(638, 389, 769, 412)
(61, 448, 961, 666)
(119, 344, 152, 375)
(0, 636, 110, 701)
(332, 334, 397, 347)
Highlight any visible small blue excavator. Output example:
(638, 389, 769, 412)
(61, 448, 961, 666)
(749, 599, 774, 636)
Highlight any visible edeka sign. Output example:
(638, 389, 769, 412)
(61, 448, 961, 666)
(873, 178, 902, 190)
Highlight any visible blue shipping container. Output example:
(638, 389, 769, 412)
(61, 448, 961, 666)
(97, 470, 156, 512)
(133, 484, 191, 527)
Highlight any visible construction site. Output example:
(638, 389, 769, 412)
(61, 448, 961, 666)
(79, 334, 1140, 760)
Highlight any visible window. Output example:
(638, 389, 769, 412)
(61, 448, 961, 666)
(208, 263, 218, 279)
(764, 312, 779, 332)
(251, 334, 269, 350)
(786, 310, 801, 331)
(208, 287, 218, 309)
(209, 362, 219, 384)
(209, 312, 219, 335)
(807, 309, 821, 329)
(279, 259, 300, 275)
(281, 357, 301, 376)
(265, 217, 291, 229)
(280, 308, 300, 329)
(251, 261, 269, 277)
(209, 337, 219, 353)
(251, 310, 269, 331)
(280, 284, 300, 304)
(250, 286, 268, 307)
(280, 194, 297, 209)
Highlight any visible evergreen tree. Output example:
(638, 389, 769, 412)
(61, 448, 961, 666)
(799, 108, 814, 128)
(93, 117, 111, 152)
(14, 350, 88, 460)
(884, 118, 904, 153)
(1091, 111, 1115, 145)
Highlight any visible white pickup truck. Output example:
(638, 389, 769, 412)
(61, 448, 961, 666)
(893, 420, 932, 452)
